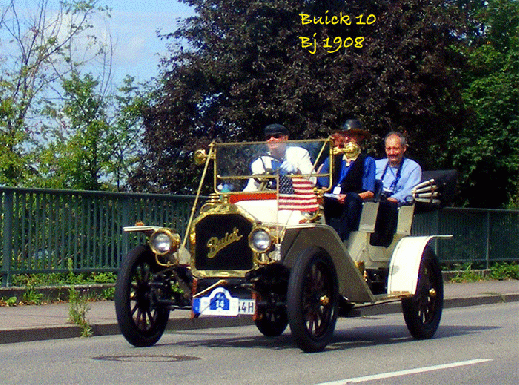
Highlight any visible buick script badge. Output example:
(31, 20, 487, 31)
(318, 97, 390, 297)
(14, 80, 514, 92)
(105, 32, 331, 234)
(206, 227, 243, 259)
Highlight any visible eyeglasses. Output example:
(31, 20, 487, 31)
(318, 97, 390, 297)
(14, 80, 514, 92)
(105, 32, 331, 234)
(265, 133, 286, 140)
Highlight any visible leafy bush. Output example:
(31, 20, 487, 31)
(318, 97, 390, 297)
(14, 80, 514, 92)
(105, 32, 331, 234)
(449, 262, 519, 282)
(489, 262, 519, 280)
(10, 271, 116, 287)
(449, 264, 487, 283)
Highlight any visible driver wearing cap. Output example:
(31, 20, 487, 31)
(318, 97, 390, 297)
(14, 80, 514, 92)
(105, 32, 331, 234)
(244, 123, 314, 192)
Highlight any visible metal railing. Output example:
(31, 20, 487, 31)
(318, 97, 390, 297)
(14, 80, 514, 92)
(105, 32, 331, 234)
(1, 187, 196, 286)
(412, 207, 519, 267)
(1, 187, 518, 286)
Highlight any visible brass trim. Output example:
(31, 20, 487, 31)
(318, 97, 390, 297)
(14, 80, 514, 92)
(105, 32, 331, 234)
(189, 202, 258, 278)
(185, 138, 336, 278)
(194, 149, 207, 166)
(194, 148, 215, 166)
(192, 279, 228, 298)
(155, 256, 178, 268)
(180, 142, 215, 253)
(192, 269, 250, 279)
(355, 261, 365, 277)
(213, 138, 333, 192)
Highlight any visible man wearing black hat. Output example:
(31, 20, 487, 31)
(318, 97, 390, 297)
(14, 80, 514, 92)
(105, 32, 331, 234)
(317, 119, 376, 240)
(244, 124, 314, 191)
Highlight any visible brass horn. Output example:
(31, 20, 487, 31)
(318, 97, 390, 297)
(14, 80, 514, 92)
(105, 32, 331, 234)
(332, 142, 361, 159)
(194, 149, 208, 166)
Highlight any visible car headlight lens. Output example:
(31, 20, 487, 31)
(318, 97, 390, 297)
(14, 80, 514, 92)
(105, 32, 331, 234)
(249, 228, 272, 253)
(149, 229, 180, 255)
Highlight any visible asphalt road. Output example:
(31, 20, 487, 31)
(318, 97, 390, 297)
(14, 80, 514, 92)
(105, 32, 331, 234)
(0, 301, 517, 385)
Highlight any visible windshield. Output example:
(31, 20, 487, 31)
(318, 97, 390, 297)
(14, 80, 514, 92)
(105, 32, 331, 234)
(214, 139, 331, 193)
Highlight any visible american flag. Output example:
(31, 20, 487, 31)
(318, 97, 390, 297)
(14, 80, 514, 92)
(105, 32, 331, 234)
(278, 176, 319, 212)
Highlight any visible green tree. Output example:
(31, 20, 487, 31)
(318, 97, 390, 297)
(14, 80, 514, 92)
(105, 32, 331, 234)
(37, 71, 113, 190)
(108, 75, 148, 191)
(131, 0, 466, 193)
(35, 72, 146, 191)
(447, 0, 519, 207)
(0, 0, 109, 185)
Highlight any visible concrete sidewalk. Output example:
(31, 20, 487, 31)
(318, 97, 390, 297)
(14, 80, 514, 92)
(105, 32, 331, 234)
(0, 280, 517, 344)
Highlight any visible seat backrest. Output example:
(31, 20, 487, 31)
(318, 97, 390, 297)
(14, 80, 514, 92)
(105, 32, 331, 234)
(396, 204, 414, 234)
(358, 201, 379, 232)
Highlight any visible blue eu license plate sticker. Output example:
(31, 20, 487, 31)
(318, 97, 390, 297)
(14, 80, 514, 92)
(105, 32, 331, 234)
(192, 287, 255, 317)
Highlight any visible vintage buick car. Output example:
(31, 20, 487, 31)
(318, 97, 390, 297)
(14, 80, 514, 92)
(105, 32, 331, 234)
(114, 138, 451, 352)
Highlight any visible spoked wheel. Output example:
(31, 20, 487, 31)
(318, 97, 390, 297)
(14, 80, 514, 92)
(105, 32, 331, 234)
(287, 247, 338, 352)
(255, 301, 288, 337)
(115, 245, 169, 347)
(402, 247, 444, 339)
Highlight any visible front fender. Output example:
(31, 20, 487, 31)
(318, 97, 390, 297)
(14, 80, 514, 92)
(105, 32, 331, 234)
(387, 235, 452, 296)
(282, 224, 374, 303)
(123, 225, 160, 235)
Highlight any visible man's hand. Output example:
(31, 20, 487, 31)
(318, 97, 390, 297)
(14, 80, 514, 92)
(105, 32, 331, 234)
(279, 160, 299, 174)
(337, 192, 373, 203)
(358, 191, 374, 201)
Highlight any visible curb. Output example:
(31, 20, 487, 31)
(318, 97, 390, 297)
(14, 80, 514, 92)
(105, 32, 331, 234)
(0, 312, 255, 344)
(0, 284, 115, 303)
(444, 292, 519, 309)
(358, 292, 519, 316)
(0, 325, 87, 344)
(1, 292, 518, 345)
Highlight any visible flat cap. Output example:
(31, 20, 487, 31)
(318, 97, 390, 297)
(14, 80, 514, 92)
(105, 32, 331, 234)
(264, 123, 289, 137)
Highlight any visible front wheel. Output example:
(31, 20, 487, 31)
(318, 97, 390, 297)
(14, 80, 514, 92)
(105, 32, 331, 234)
(401, 247, 444, 339)
(115, 245, 170, 347)
(255, 301, 288, 337)
(287, 247, 339, 352)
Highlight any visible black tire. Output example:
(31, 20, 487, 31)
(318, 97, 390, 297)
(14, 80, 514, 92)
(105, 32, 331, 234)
(401, 247, 444, 339)
(115, 245, 169, 347)
(287, 247, 339, 352)
(255, 306, 288, 337)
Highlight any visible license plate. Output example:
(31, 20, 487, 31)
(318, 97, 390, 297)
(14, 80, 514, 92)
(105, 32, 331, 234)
(192, 287, 255, 317)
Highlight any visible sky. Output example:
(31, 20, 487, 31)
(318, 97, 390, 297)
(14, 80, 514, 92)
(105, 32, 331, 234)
(98, 1, 195, 83)
(0, 1, 194, 84)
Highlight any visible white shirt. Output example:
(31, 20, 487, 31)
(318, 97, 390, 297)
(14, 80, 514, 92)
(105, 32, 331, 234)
(375, 158, 421, 204)
(244, 146, 314, 191)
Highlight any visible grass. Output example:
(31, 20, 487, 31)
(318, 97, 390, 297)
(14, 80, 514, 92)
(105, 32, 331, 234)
(21, 285, 45, 305)
(10, 271, 117, 287)
(1, 262, 517, 307)
(0, 271, 116, 307)
(67, 287, 92, 337)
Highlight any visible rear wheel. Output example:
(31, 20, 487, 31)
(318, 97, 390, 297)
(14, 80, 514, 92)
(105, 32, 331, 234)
(115, 245, 169, 347)
(402, 247, 444, 339)
(287, 247, 338, 352)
